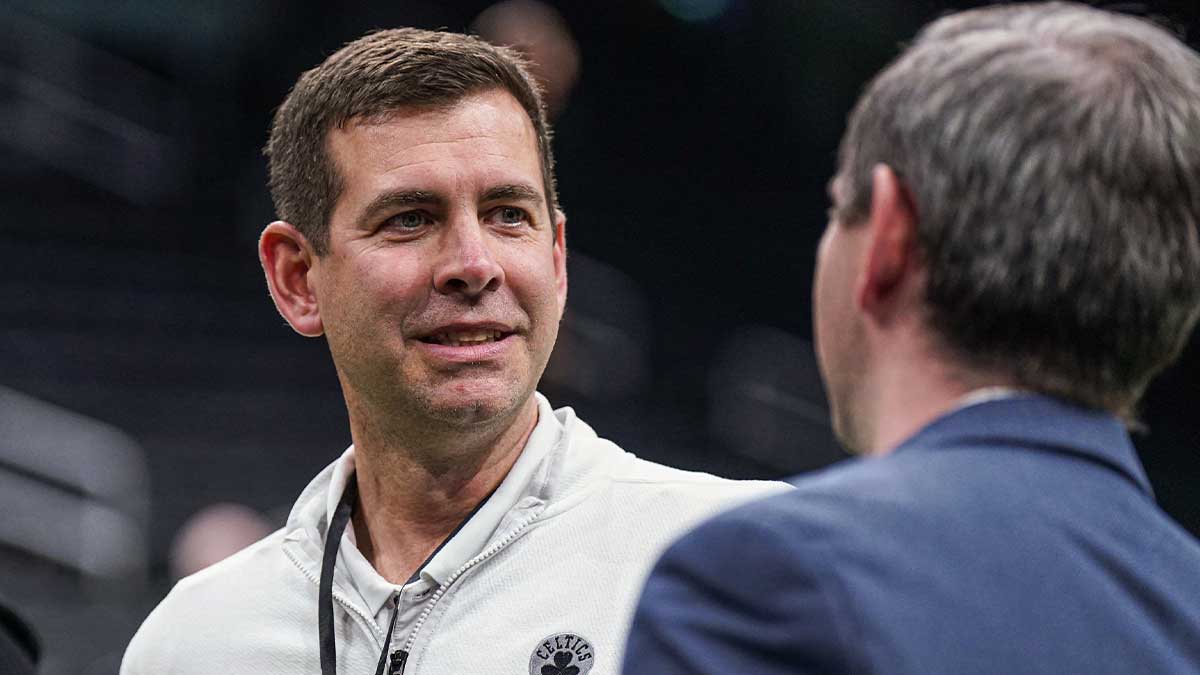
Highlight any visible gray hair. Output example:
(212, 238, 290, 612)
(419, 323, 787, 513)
(835, 1, 1200, 421)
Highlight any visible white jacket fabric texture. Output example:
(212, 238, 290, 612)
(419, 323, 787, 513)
(121, 405, 788, 675)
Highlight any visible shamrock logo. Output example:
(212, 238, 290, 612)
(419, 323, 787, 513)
(529, 633, 594, 675)
(541, 651, 579, 675)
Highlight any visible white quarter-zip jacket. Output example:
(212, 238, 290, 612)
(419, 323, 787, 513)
(121, 399, 789, 675)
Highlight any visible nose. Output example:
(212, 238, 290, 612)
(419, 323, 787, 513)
(433, 218, 504, 298)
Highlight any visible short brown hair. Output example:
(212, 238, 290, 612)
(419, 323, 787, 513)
(836, 2, 1200, 421)
(265, 28, 558, 254)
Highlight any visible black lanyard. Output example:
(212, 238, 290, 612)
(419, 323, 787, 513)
(320, 478, 357, 675)
(318, 473, 496, 675)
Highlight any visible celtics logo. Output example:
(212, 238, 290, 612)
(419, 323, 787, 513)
(529, 633, 594, 675)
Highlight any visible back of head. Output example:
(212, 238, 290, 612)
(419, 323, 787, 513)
(265, 27, 556, 255)
(836, 1, 1200, 421)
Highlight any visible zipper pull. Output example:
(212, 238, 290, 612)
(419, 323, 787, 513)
(388, 649, 408, 675)
(373, 595, 402, 675)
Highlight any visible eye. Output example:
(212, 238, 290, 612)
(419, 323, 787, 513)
(490, 206, 531, 227)
(384, 211, 433, 231)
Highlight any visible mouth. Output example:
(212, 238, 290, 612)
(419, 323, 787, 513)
(418, 328, 510, 347)
(412, 321, 516, 345)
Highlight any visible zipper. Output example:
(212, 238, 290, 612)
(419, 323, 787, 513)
(375, 594, 403, 675)
(388, 649, 408, 674)
(394, 509, 543, 673)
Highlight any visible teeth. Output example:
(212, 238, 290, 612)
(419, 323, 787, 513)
(433, 330, 503, 346)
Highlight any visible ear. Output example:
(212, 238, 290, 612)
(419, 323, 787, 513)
(855, 164, 920, 321)
(552, 209, 568, 317)
(259, 221, 324, 337)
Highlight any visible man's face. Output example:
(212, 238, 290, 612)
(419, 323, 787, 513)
(813, 177, 869, 453)
(312, 88, 566, 429)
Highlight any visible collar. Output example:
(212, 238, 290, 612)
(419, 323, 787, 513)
(283, 394, 624, 623)
(322, 393, 565, 621)
(951, 386, 1025, 410)
(893, 393, 1153, 496)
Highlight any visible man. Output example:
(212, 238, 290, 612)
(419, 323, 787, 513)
(625, 3, 1200, 673)
(121, 29, 784, 675)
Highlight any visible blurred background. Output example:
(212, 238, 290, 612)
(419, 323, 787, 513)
(2, 0, 1199, 672)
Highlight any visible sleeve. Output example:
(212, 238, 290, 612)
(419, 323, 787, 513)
(622, 504, 858, 675)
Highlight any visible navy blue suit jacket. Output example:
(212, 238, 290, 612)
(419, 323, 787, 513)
(624, 396, 1200, 673)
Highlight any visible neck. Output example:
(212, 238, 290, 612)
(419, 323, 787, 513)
(860, 336, 1013, 456)
(346, 396, 540, 584)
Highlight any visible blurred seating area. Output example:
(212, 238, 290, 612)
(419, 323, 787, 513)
(2, 1, 1199, 672)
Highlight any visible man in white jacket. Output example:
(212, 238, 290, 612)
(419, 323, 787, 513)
(121, 28, 786, 675)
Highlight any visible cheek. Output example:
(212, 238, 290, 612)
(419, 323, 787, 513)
(506, 253, 563, 318)
(324, 259, 427, 332)
(813, 226, 856, 376)
(813, 230, 837, 326)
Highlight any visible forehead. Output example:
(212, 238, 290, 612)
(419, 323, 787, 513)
(325, 89, 543, 209)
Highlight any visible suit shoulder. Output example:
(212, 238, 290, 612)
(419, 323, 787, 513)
(638, 489, 863, 673)
(685, 485, 844, 550)
(686, 459, 902, 551)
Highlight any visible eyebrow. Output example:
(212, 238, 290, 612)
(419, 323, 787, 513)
(356, 184, 546, 227)
(358, 189, 442, 227)
(481, 183, 544, 206)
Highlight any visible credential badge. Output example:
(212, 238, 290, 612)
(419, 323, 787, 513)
(529, 632, 594, 675)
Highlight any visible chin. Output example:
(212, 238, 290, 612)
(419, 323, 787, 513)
(429, 400, 507, 427)
(423, 382, 530, 428)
